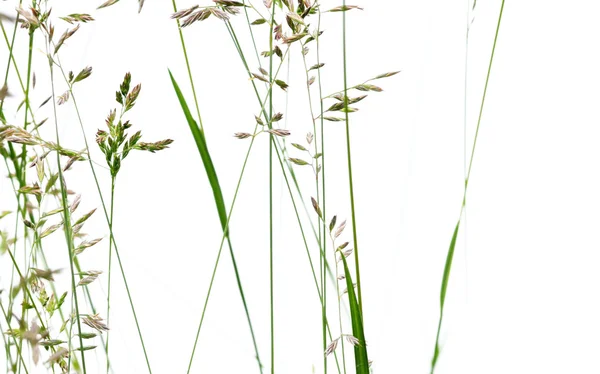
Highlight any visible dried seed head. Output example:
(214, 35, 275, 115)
(234, 132, 252, 139)
(171, 5, 199, 19)
(45, 347, 68, 365)
(180, 9, 211, 27)
(208, 7, 230, 21)
(54, 24, 80, 54)
(57, 91, 70, 105)
(16, 6, 40, 28)
(344, 334, 360, 346)
(355, 84, 383, 92)
(74, 238, 103, 255)
(271, 112, 283, 122)
(266, 129, 290, 137)
(214, 0, 247, 6)
(252, 72, 269, 83)
(282, 32, 307, 44)
(97, 0, 120, 10)
(306, 132, 313, 144)
(334, 220, 347, 239)
(328, 5, 363, 12)
(373, 71, 401, 80)
(60, 13, 95, 24)
(82, 314, 109, 332)
(337, 247, 353, 263)
(311, 197, 322, 219)
(274, 24, 282, 40)
(77, 273, 99, 287)
(63, 156, 78, 171)
(70, 194, 81, 213)
(324, 337, 340, 356)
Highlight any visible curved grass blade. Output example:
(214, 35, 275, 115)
(168, 70, 263, 373)
(430, 220, 460, 371)
(169, 70, 227, 230)
(340, 256, 368, 373)
(430, 1, 505, 372)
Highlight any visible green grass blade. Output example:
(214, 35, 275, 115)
(340, 257, 368, 373)
(430, 1, 505, 372)
(168, 70, 263, 373)
(430, 220, 460, 372)
(168, 70, 228, 228)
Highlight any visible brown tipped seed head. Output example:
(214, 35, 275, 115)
(234, 132, 252, 139)
(266, 129, 290, 137)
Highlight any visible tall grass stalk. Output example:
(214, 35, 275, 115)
(462, 0, 473, 305)
(341, 0, 363, 312)
(267, 4, 276, 373)
(430, 1, 505, 372)
(315, 7, 329, 373)
(341, 2, 369, 372)
(47, 49, 87, 374)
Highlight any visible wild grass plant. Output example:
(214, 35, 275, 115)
(0, 0, 504, 373)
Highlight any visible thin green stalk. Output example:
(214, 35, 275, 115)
(299, 19, 330, 373)
(269, 128, 274, 374)
(242, 0, 263, 67)
(47, 47, 87, 374)
(16, 30, 34, 215)
(315, 6, 329, 373)
(15, 28, 35, 374)
(430, 1, 505, 372)
(106, 177, 115, 374)
(341, 4, 370, 372)
(268, 4, 275, 374)
(341, 0, 363, 313)
(463, 0, 473, 305)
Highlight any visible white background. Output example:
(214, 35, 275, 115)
(1, 0, 600, 373)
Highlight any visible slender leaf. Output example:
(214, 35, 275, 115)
(340, 256, 369, 373)
(168, 70, 229, 234)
